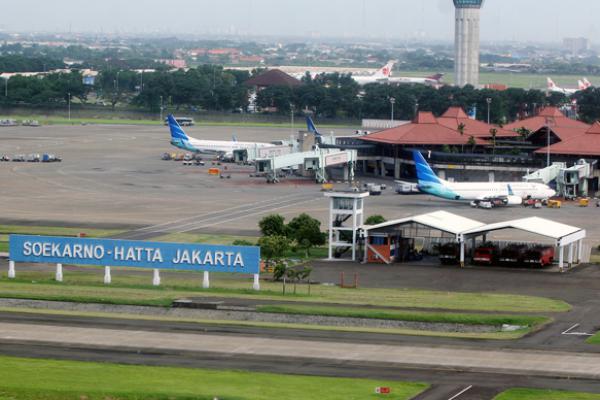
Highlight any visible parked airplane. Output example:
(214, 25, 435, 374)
(167, 114, 274, 158)
(547, 78, 579, 95)
(388, 73, 444, 86)
(413, 150, 556, 207)
(581, 78, 593, 90)
(352, 62, 395, 85)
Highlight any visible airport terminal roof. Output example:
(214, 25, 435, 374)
(461, 217, 586, 246)
(364, 210, 486, 237)
(438, 107, 518, 138)
(244, 69, 302, 88)
(535, 121, 600, 156)
(360, 112, 488, 146)
(504, 107, 590, 135)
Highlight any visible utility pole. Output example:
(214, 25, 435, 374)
(486, 97, 492, 124)
(68, 92, 71, 122)
(4, 77, 7, 97)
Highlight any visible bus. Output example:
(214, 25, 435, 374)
(164, 117, 195, 126)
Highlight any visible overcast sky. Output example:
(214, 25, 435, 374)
(2, 0, 598, 43)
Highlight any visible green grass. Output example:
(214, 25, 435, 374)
(0, 114, 354, 128)
(494, 388, 600, 400)
(0, 269, 571, 313)
(398, 70, 600, 89)
(0, 224, 124, 255)
(0, 355, 427, 400)
(257, 304, 550, 328)
(587, 331, 600, 345)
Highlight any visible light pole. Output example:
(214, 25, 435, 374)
(389, 97, 396, 122)
(290, 103, 295, 136)
(486, 97, 492, 124)
(159, 95, 164, 122)
(67, 92, 71, 122)
(4, 77, 7, 97)
(545, 117, 555, 167)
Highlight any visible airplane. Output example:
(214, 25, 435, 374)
(352, 61, 395, 85)
(581, 78, 593, 90)
(167, 114, 274, 158)
(413, 150, 556, 207)
(306, 116, 323, 144)
(547, 77, 579, 95)
(387, 73, 444, 86)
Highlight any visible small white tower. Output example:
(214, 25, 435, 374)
(325, 191, 370, 261)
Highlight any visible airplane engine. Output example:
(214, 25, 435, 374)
(506, 196, 523, 205)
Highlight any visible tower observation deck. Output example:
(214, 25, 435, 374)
(453, 0, 484, 87)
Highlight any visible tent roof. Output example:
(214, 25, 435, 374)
(461, 217, 585, 246)
(364, 211, 485, 236)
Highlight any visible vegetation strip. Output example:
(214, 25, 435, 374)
(587, 332, 600, 345)
(494, 388, 600, 400)
(0, 355, 428, 400)
(0, 306, 534, 340)
(256, 305, 550, 328)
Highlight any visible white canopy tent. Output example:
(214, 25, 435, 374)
(460, 217, 586, 271)
(362, 211, 485, 265)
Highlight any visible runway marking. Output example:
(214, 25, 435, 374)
(561, 323, 594, 337)
(447, 385, 473, 400)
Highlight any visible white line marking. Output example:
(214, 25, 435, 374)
(561, 323, 594, 336)
(562, 324, 580, 335)
(447, 385, 473, 400)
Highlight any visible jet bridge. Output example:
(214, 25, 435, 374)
(523, 162, 565, 184)
(255, 148, 358, 183)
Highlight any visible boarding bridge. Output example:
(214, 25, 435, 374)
(255, 148, 358, 183)
(523, 162, 565, 184)
(233, 144, 293, 163)
(557, 160, 594, 198)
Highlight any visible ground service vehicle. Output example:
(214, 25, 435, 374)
(499, 244, 529, 265)
(439, 242, 460, 265)
(473, 243, 498, 265)
(523, 246, 555, 268)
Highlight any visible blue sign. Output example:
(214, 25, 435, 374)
(9, 235, 260, 274)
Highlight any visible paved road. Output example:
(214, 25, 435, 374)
(1, 321, 599, 380)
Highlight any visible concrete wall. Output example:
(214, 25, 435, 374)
(455, 7, 481, 87)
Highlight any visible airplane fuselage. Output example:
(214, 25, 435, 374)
(171, 137, 273, 155)
(418, 181, 555, 202)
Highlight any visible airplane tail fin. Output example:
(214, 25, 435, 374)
(547, 77, 556, 89)
(578, 80, 586, 90)
(374, 61, 395, 78)
(232, 134, 238, 143)
(306, 116, 322, 137)
(583, 78, 592, 88)
(167, 115, 190, 141)
(507, 184, 515, 196)
(413, 150, 444, 186)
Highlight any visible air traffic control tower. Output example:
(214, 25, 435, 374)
(453, 0, 484, 87)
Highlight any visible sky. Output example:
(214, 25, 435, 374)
(1, 0, 598, 43)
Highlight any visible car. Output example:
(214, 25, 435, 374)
(161, 153, 172, 161)
(499, 244, 529, 265)
(0, 155, 10, 162)
(473, 243, 499, 265)
(438, 242, 460, 265)
(12, 155, 25, 162)
(27, 154, 41, 162)
(523, 246, 555, 268)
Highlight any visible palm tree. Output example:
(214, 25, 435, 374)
(489, 128, 498, 157)
(457, 122, 466, 153)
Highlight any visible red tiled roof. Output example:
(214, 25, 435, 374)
(535, 121, 600, 156)
(504, 106, 590, 134)
(438, 107, 519, 138)
(244, 69, 302, 87)
(360, 111, 487, 146)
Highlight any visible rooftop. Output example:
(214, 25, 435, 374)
(438, 107, 518, 138)
(244, 69, 302, 88)
(535, 121, 600, 156)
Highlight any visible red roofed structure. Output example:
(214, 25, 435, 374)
(536, 122, 600, 156)
(438, 107, 518, 138)
(505, 107, 589, 137)
(245, 69, 302, 89)
(360, 112, 488, 146)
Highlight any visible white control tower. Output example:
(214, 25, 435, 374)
(453, 0, 484, 87)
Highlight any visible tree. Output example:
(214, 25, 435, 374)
(365, 215, 386, 225)
(286, 213, 326, 257)
(489, 128, 498, 156)
(259, 214, 286, 237)
(467, 136, 477, 153)
(258, 235, 290, 273)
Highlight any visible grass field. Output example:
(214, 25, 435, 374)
(495, 388, 600, 400)
(0, 269, 570, 313)
(0, 224, 125, 255)
(587, 331, 600, 345)
(0, 355, 428, 400)
(398, 70, 600, 90)
(257, 304, 550, 328)
(0, 114, 354, 128)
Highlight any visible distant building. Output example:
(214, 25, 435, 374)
(453, 0, 484, 87)
(563, 37, 589, 56)
(157, 59, 187, 69)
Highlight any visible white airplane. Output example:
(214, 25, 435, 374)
(579, 77, 593, 90)
(167, 114, 274, 158)
(352, 61, 395, 85)
(413, 151, 556, 207)
(547, 77, 579, 95)
(388, 73, 444, 86)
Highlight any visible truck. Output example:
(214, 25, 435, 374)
(498, 244, 528, 265)
(438, 242, 460, 265)
(523, 246, 555, 268)
(472, 243, 499, 265)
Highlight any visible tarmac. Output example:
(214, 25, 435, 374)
(1, 124, 600, 244)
